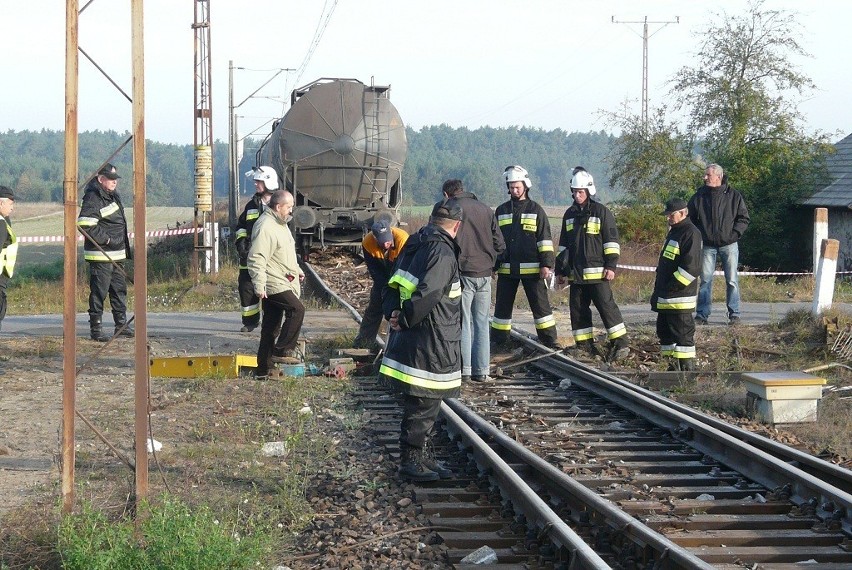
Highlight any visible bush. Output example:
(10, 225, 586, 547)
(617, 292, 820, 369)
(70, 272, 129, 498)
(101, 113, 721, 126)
(58, 496, 271, 570)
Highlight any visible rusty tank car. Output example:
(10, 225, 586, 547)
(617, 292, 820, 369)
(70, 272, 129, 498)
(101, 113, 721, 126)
(257, 78, 407, 255)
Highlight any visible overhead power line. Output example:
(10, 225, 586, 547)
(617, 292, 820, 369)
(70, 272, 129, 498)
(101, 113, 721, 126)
(293, 0, 340, 86)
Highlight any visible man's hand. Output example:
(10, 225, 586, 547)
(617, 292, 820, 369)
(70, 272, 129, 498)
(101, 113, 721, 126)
(256, 289, 267, 299)
(604, 269, 616, 281)
(540, 266, 552, 280)
(389, 309, 402, 331)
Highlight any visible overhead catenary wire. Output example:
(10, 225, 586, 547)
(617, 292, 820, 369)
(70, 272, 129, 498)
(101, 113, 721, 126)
(292, 0, 340, 87)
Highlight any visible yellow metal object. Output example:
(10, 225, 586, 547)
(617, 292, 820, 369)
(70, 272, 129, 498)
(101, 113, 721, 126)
(149, 354, 257, 378)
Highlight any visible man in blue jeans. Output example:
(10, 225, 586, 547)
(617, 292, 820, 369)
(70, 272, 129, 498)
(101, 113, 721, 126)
(687, 163, 750, 325)
(439, 179, 505, 382)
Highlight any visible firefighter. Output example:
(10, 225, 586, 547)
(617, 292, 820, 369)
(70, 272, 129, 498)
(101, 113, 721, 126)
(652, 198, 702, 371)
(491, 165, 559, 350)
(555, 168, 629, 362)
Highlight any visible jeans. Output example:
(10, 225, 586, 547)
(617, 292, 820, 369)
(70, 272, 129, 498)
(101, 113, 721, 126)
(697, 242, 740, 320)
(460, 276, 491, 377)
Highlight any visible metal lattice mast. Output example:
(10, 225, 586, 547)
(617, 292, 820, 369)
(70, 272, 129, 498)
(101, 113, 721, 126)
(193, 0, 214, 279)
(612, 15, 680, 129)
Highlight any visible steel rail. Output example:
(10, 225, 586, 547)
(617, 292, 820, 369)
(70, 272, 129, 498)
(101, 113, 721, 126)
(510, 335, 852, 537)
(439, 401, 613, 569)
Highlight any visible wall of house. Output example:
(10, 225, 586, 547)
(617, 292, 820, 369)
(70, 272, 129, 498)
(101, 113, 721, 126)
(828, 210, 852, 272)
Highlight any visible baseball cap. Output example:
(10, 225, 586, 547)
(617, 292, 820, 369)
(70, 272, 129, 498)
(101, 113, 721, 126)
(371, 221, 393, 245)
(0, 186, 14, 200)
(98, 163, 121, 180)
(663, 198, 688, 214)
(431, 199, 463, 221)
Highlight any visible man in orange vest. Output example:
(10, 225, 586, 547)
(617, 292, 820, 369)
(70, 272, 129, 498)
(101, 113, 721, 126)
(352, 221, 409, 349)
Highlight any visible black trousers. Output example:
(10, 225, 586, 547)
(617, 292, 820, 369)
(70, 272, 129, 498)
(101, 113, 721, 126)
(256, 290, 305, 375)
(0, 277, 7, 332)
(656, 312, 696, 359)
(354, 282, 384, 345)
(569, 282, 626, 343)
(87, 261, 127, 323)
(491, 275, 557, 346)
(238, 268, 261, 328)
(399, 394, 442, 449)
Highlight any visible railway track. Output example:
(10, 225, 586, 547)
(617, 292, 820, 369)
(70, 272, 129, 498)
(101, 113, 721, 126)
(305, 260, 852, 569)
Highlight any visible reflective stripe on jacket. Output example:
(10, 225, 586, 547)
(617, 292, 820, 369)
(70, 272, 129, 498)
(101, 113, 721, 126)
(380, 223, 462, 398)
(651, 217, 702, 313)
(77, 179, 130, 263)
(556, 199, 620, 284)
(494, 198, 554, 278)
(0, 217, 16, 278)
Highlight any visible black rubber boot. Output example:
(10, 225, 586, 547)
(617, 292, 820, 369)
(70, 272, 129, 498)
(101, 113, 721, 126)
(678, 358, 695, 372)
(89, 317, 110, 342)
(606, 338, 630, 363)
(399, 445, 439, 482)
(114, 318, 135, 338)
(421, 439, 453, 479)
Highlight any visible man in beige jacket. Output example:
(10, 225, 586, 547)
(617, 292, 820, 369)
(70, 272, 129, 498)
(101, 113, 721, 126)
(247, 190, 305, 379)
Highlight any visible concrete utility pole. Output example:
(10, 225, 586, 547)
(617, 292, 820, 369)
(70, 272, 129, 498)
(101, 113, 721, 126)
(611, 15, 679, 129)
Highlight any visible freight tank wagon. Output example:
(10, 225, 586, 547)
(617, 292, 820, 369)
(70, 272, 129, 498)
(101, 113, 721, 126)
(257, 78, 407, 255)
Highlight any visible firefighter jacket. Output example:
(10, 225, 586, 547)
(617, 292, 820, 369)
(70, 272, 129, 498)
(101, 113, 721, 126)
(1, 215, 17, 279)
(77, 179, 130, 263)
(379, 224, 462, 399)
(362, 226, 409, 286)
(555, 199, 620, 284)
(235, 193, 267, 269)
(651, 217, 702, 313)
(247, 209, 303, 298)
(687, 182, 749, 248)
(494, 198, 554, 278)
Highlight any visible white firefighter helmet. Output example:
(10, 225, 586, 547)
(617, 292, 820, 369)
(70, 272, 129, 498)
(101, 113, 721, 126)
(251, 165, 280, 191)
(570, 169, 596, 196)
(503, 165, 532, 190)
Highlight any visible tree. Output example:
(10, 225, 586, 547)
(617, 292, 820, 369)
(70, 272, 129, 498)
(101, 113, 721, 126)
(604, 104, 701, 205)
(608, 0, 834, 269)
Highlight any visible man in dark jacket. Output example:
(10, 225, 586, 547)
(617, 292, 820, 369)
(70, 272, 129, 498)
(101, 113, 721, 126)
(380, 199, 463, 482)
(235, 166, 277, 332)
(440, 179, 505, 382)
(555, 168, 629, 362)
(491, 165, 559, 350)
(352, 220, 409, 349)
(652, 198, 702, 371)
(76, 164, 133, 342)
(687, 163, 750, 325)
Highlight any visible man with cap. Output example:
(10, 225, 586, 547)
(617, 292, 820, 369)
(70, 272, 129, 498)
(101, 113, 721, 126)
(555, 167, 629, 362)
(492, 165, 560, 351)
(235, 166, 279, 332)
(380, 198, 463, 482)
(77, 163, 133, 342)
(352, 219, 409, 349)
(439, 179, 505, 382)
(0, 185, 17, 333)
(651, 198, 702, 372)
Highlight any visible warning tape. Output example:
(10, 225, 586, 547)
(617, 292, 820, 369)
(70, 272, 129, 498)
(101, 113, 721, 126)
(620, 263, 852, 277)
(17, 227, 201, 244)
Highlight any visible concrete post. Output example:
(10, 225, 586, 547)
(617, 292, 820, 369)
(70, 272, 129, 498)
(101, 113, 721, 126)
(813, 208, 828, 276)
(203, 221, 219, 274)
(812, 238, 839, 315)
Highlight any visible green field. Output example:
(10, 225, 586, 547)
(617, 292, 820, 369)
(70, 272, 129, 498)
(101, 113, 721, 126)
(13, 205, 194, 271)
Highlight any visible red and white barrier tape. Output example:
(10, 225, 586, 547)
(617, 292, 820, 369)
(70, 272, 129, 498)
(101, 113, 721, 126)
(17, 227, 201, 244)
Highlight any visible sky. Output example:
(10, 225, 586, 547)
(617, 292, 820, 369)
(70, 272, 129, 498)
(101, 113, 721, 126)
(1, 0, 849, 146)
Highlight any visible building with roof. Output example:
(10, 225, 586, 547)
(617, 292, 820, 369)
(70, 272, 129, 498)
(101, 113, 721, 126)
(802, 133, 852, 271)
